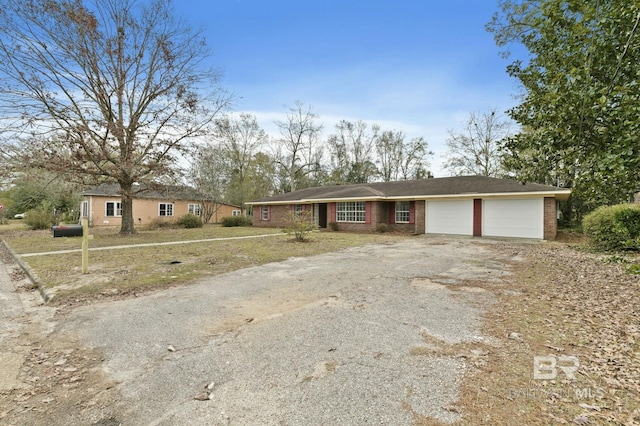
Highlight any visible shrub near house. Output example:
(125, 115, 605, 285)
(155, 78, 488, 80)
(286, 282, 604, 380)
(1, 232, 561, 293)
(583, 203, 640, 251)
(221, 215, 252, 227)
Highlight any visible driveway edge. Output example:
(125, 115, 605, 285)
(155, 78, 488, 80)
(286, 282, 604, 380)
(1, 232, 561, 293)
(1, 240, 51, 303)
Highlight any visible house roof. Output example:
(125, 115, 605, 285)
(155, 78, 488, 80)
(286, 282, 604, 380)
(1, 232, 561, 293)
(83, 183, 239, 206)
(246, 176, 571, 205)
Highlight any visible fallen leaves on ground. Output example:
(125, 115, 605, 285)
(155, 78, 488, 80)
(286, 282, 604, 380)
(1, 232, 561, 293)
(457, 242, 640, 425)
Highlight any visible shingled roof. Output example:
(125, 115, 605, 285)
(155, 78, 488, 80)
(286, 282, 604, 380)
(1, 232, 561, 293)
(246, 176, 571, 204)
(83, 182, 215, 202)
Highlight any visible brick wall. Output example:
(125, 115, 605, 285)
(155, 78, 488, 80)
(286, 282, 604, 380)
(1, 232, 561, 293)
(543, 197, 557, 240)
(252, 205, 291, 228)
(414, 200, 425, 234)
(254, 201, 427, 234)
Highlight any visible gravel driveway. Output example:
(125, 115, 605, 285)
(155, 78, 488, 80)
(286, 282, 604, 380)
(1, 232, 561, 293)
(59, 237, 516, 425)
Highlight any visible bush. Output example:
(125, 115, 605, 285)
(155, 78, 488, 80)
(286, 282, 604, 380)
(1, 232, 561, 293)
(376, 223, 388, 233)
(221, 215, 252, 227)
(582, 203, 640, 251)
(177, 213, 203, 229)
(284, 210, 316, 241)
(145, 218, 176, 230)
(62, 209, 80, 224)
(328, 221, 339, 231)
(24, 208, 57, 230)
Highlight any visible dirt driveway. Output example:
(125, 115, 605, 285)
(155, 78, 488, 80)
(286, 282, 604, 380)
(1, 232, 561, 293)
(3, 237, 522, 425)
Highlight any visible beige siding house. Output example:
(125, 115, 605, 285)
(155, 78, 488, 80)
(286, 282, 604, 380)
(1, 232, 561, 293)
(82, 183, 241, 227)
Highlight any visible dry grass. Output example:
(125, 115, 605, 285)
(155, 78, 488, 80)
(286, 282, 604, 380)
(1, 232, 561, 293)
(0, 219, 30, 231)
(453, 242, 640, 425)
(0, 225, 407, 306)
(0, 223, 283, 254)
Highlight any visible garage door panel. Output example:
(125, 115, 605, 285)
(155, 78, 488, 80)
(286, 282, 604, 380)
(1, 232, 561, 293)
(483, 198, 543, 239)
(426, 200, 473, 235)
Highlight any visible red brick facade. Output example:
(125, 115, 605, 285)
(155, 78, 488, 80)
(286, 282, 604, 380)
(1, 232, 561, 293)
(543, 197, 558, 240)
(253, 204, 295, 228)
(253, 197, 559, 240)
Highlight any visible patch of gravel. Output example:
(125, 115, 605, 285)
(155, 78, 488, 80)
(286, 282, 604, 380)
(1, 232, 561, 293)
(52, 237, 509, 425)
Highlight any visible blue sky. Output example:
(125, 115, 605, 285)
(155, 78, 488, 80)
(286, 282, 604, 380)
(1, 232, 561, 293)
(179, 1, 522, 176)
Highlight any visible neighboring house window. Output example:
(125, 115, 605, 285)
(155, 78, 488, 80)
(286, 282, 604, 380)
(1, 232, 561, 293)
(159, 203, 174, 216)
(232, 210, 241, 216)
(81, 201, 89, 218)
(188, 203, 201, 216)
(261, 206, 270, 221)
(294, 204, 304, 216)
(336, 202, 366, 223)
(395, 201, 410, 223)
(105, 201, 122, 217)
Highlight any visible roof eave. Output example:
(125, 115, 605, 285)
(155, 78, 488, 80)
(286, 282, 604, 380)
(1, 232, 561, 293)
(246, 190, 571, 205)
(390, 190, 572, 201)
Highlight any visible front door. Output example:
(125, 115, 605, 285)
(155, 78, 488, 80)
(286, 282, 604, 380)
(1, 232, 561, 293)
(318, 203, 328, 228)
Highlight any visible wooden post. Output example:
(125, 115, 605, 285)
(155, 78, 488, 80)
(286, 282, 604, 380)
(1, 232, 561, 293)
(82, 218, 89, 274)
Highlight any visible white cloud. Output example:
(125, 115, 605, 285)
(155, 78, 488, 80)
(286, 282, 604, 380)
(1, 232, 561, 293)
(227, 58, 520, 178)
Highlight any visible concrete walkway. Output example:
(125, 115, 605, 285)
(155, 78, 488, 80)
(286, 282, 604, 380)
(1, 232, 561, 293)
(0, 253, 27, 391)
(0, 246, 56, 394)
(20, 232, 287, 257)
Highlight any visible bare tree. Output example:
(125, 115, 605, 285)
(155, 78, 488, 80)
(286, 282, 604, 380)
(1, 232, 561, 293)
(376, 130, 432, 181)
(190, 145, 228, 224)
(274, 101, 323, 192)
(211, 113, 268, 213)
(443, 109, 511, 177)
(327, 120, 379, 184)
(0, 0, 230, 234)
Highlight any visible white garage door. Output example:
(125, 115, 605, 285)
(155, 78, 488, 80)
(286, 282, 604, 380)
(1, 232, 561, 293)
(426, 200, 473, 235)
(483, 198, 543, 239)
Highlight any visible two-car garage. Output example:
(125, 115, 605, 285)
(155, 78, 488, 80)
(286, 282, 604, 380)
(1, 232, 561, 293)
(249, 176, 570, 240)
(426, 198, 545, 239)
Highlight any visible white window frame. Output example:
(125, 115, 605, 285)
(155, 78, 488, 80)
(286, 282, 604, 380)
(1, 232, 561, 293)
(188, 203, 201, 216)
(105, 201, 122, 217)
(294, 204, 304, 216)
(395, 201, 410, 223)
(261, 206, 270, 221)
(159, 203, 174, 217)
(81, 201, 89, 218)
(232, 210, 241, 216)
(336, 202, 366, 223)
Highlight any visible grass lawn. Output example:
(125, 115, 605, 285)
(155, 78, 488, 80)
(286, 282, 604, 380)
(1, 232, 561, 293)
(0, 223, 408, 305)
(1, 222, 285, 254)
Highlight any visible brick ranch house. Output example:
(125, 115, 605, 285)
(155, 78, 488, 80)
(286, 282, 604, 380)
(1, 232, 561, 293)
(246, 176, 571, 240)
(82, 183, 241, 227)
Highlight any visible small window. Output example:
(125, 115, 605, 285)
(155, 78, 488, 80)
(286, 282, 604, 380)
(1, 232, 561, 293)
(261, 206, 270, 221)
(336, 202, 366, 223)
(232, 210, 241, 216)
(188, 203, 201, 216)
(159, 203, 174, 216)
(395, 201, 410, 223)
(294, 204, 304, 216)
(81, 201, 89, 218)
(105, 201, 122, 217)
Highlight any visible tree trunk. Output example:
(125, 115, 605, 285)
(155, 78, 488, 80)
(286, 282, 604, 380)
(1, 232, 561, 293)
(119, 181, 137, 235)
